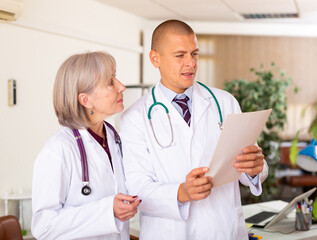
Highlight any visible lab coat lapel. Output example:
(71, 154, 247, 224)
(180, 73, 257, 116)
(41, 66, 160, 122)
(78, 129, 115, 177)
(146, 82, 192, 174)
(191, 82, 211, 130)
(106, 123, 124, 194)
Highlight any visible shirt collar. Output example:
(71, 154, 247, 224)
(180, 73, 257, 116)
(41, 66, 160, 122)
(158, 81, 193, 102)
(87, 125, 107, 147)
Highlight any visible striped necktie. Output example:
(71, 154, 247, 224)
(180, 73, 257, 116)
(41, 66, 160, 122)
(172, 94, 191, 126)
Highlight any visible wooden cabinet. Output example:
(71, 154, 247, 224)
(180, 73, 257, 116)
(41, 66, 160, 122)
(279, 145, 317, 187)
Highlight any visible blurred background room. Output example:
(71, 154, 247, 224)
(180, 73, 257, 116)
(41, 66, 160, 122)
(1, 0, 317, 239)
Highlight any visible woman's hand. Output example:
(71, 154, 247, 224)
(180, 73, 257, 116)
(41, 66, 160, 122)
(113, 194, 141, 221)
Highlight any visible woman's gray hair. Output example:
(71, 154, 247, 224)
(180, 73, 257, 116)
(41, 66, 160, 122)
(53, 51, 116, 129)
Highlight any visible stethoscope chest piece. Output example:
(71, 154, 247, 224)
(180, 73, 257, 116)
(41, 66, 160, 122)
(81, 185, 91, 196)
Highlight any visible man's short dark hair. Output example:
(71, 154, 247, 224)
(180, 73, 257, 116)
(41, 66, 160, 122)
(151, 19, 195, 52)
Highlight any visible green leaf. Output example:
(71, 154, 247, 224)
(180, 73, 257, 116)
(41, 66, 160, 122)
(309, 120, 317, 140)
(294, 87, 300, 94)
(278, 69, 285, 77)
(290, 131, 300, 167)
(313, 197, 317, 219)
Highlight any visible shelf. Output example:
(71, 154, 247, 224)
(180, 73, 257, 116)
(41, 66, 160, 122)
(2, 193, 31, 200)
(2, 192, 33, 239)
(125, 84, 153, 96)
(125, 84, 153, 89)
(23, 231, 34, 240)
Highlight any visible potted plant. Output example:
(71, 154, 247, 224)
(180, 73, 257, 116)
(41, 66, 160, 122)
(224, 63, 298, 203)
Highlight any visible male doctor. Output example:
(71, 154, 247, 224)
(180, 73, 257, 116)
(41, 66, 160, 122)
(120, 20, 268, 240)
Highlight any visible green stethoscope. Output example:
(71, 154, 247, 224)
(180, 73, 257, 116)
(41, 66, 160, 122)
(148, 81, 223, 148)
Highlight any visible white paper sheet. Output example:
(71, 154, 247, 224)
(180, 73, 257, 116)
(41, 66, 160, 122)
(206, 109, 272, 187)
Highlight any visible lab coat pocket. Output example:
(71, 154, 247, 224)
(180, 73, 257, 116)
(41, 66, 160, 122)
(140, 214, 176, 240)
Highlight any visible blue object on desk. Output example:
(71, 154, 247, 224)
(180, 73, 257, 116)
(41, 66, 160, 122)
(297, 139, 317, 172)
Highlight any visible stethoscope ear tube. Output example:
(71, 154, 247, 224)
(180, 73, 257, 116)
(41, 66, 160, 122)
(149, 113, 174, 148)
(73, 129, 91, 196)
(148, 82, 223, 148)
(105, 122, 123, 157)
(197, 81, 223, 126)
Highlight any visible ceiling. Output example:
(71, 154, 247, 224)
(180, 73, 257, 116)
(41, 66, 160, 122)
(97, 0, 317, 23)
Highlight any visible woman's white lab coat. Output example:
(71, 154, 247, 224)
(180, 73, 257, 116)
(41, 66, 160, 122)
(120, 82, 269, 240)
(32, 123, 129, 240)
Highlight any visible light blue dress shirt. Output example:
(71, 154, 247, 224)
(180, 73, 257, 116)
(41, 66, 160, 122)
(158, 82, 193, 116)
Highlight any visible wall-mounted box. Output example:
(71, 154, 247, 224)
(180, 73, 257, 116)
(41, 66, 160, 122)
(8, 79, 16, 106)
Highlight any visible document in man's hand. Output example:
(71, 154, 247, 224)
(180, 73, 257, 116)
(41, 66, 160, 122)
(206, 109, 272, 187)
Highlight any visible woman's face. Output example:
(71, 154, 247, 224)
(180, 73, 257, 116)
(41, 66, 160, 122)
(88, 72, 126, 120)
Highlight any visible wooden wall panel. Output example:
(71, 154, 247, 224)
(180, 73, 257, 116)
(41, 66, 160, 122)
(201, 35, 317, 105)
(197, 35, 317, 139)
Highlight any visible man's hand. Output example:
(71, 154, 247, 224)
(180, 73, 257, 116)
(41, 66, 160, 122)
(178, 167, 213, 203)
(113, 194, 141, 221)
(233, 145, 264, 178)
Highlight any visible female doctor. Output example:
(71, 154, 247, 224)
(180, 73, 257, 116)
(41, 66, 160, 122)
(32, 51, 140, 240)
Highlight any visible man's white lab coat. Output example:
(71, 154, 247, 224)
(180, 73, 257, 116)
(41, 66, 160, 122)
(120, 82, 268, 240)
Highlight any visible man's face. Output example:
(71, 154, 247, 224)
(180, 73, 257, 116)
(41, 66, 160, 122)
(152, 33, 199, 93)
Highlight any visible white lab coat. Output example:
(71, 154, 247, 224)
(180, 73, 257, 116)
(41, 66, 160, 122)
(120, 82, 268, 240)
(32, 123, 129, 240)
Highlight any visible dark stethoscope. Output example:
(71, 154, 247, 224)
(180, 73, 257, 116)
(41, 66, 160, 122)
(72, 122, 122, 196)
(148, 81, 223, 148)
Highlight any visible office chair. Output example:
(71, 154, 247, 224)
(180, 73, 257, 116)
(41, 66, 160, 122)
(0, 215, 23, 240)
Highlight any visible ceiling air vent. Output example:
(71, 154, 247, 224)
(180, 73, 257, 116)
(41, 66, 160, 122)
(241, 13, 298, 19)
(0, 0, 23, 21)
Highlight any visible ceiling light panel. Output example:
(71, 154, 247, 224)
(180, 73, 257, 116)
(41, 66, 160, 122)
(96, 0, 182, 19)
(223, 0, 297, 14)
(152, 0, 238, 21)
(296, 0, 317, 13)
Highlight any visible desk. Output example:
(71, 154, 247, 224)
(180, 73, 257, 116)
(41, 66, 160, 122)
(244, 200, 317, 240)
(130, 201, 317, 240)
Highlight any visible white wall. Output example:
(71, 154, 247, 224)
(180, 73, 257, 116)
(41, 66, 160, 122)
(0, 0, 146, 220)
